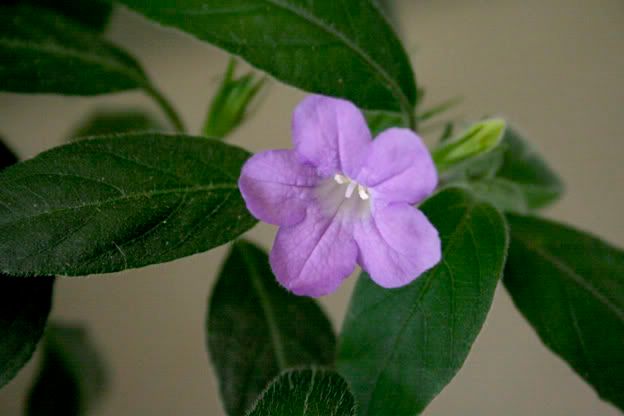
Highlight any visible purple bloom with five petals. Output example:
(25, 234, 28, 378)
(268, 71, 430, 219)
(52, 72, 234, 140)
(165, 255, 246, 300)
(239, 95, 441, 297)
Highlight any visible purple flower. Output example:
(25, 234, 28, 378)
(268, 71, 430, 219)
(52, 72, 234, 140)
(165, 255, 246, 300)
(239, 95, 441, 297)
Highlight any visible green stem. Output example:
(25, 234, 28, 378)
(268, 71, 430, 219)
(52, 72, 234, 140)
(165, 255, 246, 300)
(408, 107, 417, 132)
(145, 85, 186, 133)
(400, 97, 416, 131)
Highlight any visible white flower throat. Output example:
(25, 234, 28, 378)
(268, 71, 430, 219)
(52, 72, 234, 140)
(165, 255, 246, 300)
(315, 173, 372, 219)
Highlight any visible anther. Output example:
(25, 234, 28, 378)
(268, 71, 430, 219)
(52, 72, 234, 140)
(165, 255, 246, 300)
(358, 185, 369, 200)
(334, 174, 346, 184)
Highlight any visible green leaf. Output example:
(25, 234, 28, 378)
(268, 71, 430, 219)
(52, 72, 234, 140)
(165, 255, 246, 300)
(0, 133, 256, 276)
(337, 187, 508, 415)
(118, 0, 417, 118)
(0, 3, 147, 95)
(69, 108, 165, 140)
(207, 240, 335, 416)
(493, 127, 564, 209)
(447, 126, 564, 214)
(504, 214, 624, 411)
(246, 368, 357, 416)
(0, 275, 54, 389)
(26, 323, 108, 416)
(0, 137, 18, 170)
(462, 178, 529, 213)
(27, 0, 114, 32)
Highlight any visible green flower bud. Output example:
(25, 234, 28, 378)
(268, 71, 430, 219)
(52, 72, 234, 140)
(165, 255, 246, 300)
(432, 118, 506, 173)
(203, 58, 265, 139)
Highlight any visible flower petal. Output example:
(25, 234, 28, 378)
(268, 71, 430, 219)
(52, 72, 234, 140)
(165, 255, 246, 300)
(239, 150, 320, 226)
(358, 128, 437, 205)
(292, 95, 371, 178)
(269, 206, 358, 297)
(354, 203, 441, 288)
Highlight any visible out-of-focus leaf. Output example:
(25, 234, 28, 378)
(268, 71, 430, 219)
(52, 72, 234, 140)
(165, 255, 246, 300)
(69, 108, 165, 140)
(0, 276, 54, 389)
(438, 121, 456, 143)
(493, 127, 564, 209)
(26, 323, 108, 416)
(446, 126, 564, 214)
(505, 214, 624, 411)
(246, 369, 357, 416)
(207, 240, 335, 416)
(0, 3, 146, 95)
(0, 3, 185, 131)
(417, 97, 462, 123)
(0, 133, 256, 276)
(27, 0, 114, 32)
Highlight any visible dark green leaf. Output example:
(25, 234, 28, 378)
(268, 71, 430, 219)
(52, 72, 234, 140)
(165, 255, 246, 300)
(0, 3, 149, 96)
(246, 368, 356, 416)
(0, 133, 256, 276)
(207, 240, 335, 416)
(363, 110, 405, 136)
(505, 214, 624, 411)
(0, 276, 54, 389)
(0, 137, 18, 170)
(118, 0, 417, 116)
(26, 0, 114, 32)
(26, 323, 108, 416)
(447, 126, 564, 214)
(69, 108, 165, 140)
(337, 187, 508, 415)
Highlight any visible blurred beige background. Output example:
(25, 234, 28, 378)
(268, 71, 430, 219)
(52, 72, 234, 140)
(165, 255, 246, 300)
(1, 0, 623, 414)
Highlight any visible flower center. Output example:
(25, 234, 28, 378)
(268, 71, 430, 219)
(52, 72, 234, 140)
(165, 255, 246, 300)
(315, 173, 372, 220)
(333, 174, 370, 200)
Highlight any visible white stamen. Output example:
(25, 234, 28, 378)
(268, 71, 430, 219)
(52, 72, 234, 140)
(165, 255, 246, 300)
(345, 181, 357, 198)
(316, 173, 372, 220)
(334, 174, 346, 184)
(358, 184, 369, 200)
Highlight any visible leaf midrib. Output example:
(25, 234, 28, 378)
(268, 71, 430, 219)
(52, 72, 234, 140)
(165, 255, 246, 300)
(239, 244, 289, 370)
(512, 234, 624, 323)
(359, 198, 487, 414)
(0, 184, 237, 226)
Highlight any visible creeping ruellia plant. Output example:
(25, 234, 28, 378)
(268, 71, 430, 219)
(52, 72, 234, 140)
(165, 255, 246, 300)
(0, 1, 623, 415)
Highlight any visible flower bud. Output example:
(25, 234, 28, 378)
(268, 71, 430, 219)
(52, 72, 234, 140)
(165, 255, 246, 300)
(431, 118, 506, 172)
(202, 58, 265, 139)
